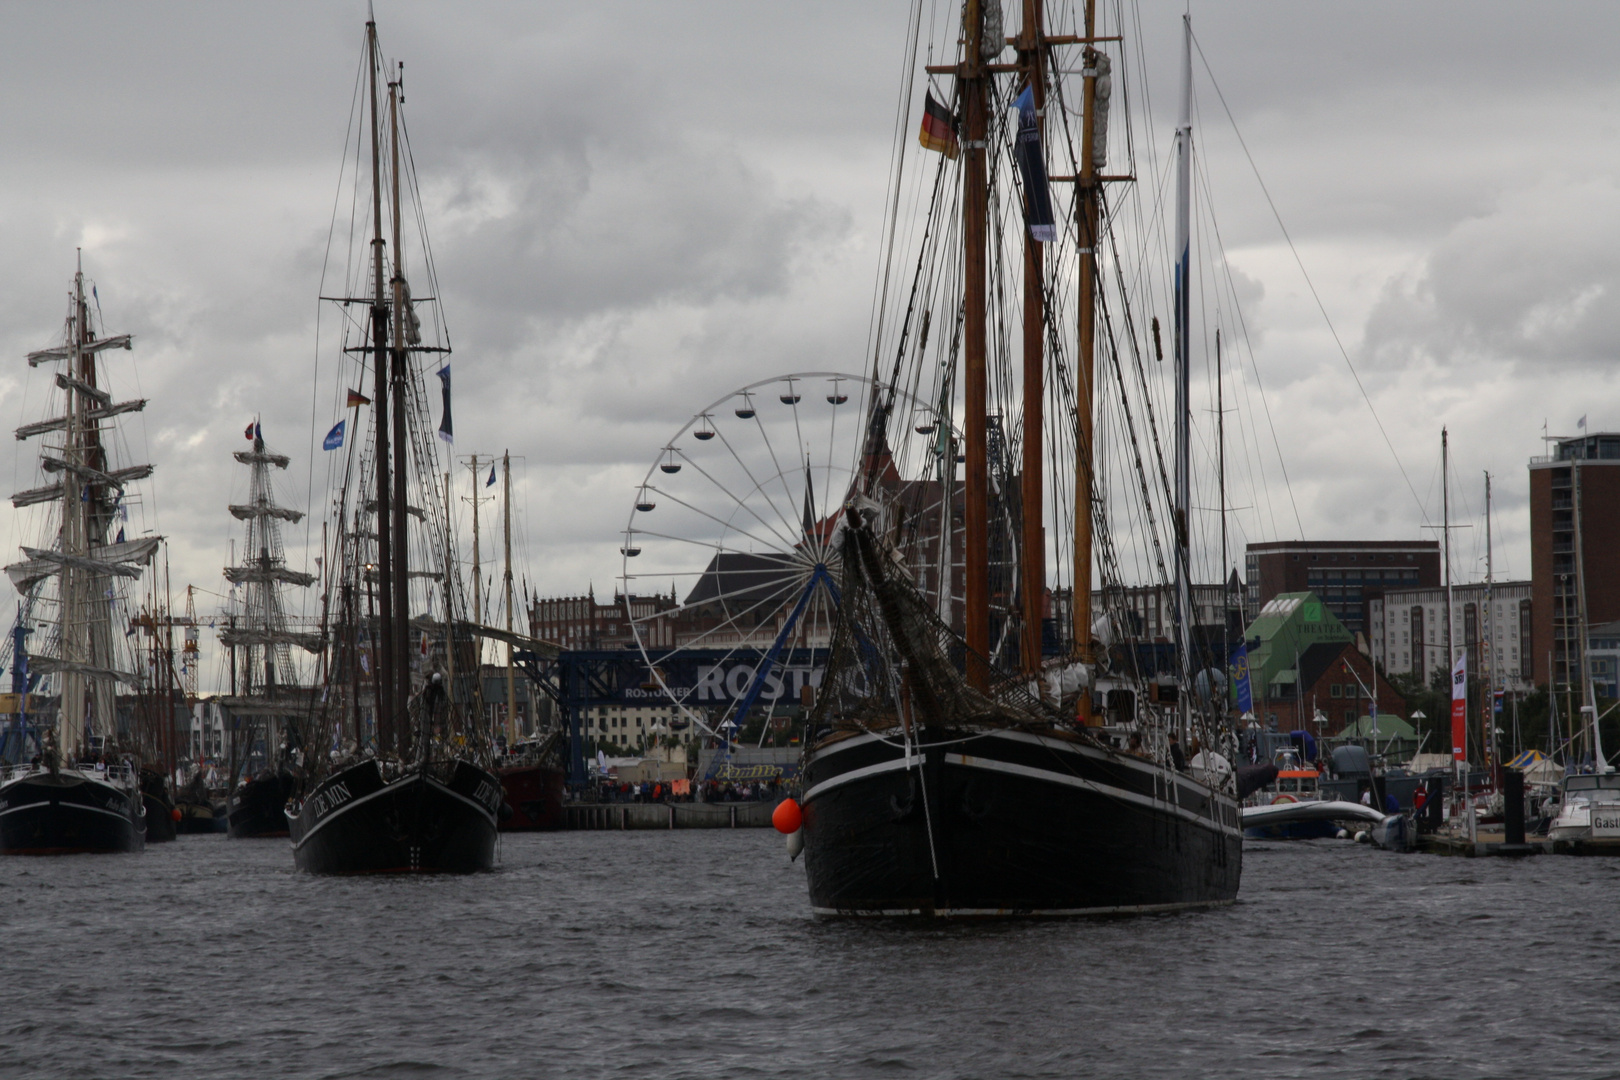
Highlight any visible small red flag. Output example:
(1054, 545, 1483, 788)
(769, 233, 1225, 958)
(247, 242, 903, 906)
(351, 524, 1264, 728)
(347, 390, 371, 407)
(243, 420, 255, 440)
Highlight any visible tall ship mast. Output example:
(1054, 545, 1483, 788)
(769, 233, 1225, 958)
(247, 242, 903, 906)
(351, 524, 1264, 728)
(0, 259, 156, 854)
(795, 1, 1243, 915)
(287, 18, 502, 873)
(220, 423, 319, 838)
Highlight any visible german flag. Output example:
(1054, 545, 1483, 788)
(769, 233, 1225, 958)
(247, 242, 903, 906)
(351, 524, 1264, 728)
(918, 91, 959, 159)
(347, 389, 371, 407)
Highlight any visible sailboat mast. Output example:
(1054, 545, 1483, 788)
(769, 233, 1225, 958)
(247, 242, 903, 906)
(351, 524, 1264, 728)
(470, 455, 482, 627)
(1573, 457, 1607, 771)
(365, 20, 396, 757)
(443, 468, 455, 710)
(1071, 0, 1099, 721)
(59, 263, 87, 754)
(1218, 327, 1230, 711)
(388, 67, 412, 754)
(1442, 427, 1454, 739)
(1173, 14, 1194, 734)
(503, 452, 516, 742)
(1484, 470, 1494, 769)
(961, 0, 991, 691)
(1018, 0, 1047, 678)
(1442, 427, 1475, 839)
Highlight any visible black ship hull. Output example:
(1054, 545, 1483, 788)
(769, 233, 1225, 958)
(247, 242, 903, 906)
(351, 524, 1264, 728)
(228, 771, 294, 838)
(140, 768, 177, 843)
(801, 728, 1241, 916)
(288, 758, 501, 874)
(0, 768, 146, 855)
(143, 793, 177, 843)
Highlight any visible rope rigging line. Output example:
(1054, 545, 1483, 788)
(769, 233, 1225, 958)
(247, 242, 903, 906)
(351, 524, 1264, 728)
(1190, 27, 1430, 528)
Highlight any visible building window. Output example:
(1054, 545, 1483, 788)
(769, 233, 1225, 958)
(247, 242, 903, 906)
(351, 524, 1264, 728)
(1331, 684, 1342, 698)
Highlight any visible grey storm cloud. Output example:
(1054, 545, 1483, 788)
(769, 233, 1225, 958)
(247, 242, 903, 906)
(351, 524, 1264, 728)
(1362, 178, 1620, 374)
(0, 0, 1615, 664)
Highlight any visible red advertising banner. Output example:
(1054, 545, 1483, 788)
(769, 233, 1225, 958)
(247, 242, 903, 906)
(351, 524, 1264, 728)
(1450, 652, 1468, 761)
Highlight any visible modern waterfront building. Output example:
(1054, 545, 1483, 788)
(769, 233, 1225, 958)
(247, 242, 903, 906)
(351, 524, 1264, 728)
(1244, 540, 1440, 636)
(1366, 581, 1534, 693)
(1588, 620, 1620, 699)
(1240, 592, 1407, 733)
(1529, 432, 1620, 690)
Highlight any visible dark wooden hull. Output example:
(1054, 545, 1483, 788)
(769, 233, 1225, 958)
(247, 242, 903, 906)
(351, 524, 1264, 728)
(497, 762, 565, 831)
(801, 728, 1241, 916)
(141, 768, 177, 844)
(229, 771, 293, 838)
(0, 769, 146, 855)
(288, 758, 501, 874)
(176, 798, 227, 834)
(143, 793, 177, 843)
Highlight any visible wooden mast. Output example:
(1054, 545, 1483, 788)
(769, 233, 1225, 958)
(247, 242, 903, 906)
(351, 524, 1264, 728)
(365, 19, 395, 757)
(1018, 0, 1048, 678)
(1173, 14, 1193, 738)
(443, 468, 455, 723)
(503, 451, 517, 742)
(388, 64, 412, 755)
(468, 454, 487, 736)
(1071, 0, 1100, 721)
(470, 454, 482, 627)
(962, 0, 991, 690)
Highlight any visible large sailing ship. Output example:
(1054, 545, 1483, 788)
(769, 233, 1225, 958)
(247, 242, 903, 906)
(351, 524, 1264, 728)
(797, 1, 1243, 915)
(221, 425, 319, 838)
(0, 261, 157, 855)
(286, 19, 501, 873)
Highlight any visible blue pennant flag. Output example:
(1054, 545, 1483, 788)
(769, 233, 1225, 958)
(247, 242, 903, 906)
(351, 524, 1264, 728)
(323, 419, 345, 451)
(486, 463, 496, 487)
(1013, 85, 1056, 243)
(436, 365, 453, 444)
(115, 527, 124, 544)
(1230, 641, 1254, 714)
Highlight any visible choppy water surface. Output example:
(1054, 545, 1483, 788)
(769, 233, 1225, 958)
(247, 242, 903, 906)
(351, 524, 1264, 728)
(2, 831, 1618, 1079)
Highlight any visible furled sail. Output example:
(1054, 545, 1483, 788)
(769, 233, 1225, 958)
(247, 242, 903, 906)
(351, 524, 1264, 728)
(26, 333, 131, 367)
(225, 564, 317, 587)
(5, 536, 161, 594)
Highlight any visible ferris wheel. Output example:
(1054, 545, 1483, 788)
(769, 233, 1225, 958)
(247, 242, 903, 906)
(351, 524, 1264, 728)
(619, 371, 957, 740)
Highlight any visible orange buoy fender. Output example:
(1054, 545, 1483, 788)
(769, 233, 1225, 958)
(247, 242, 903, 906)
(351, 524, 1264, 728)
(171, 808, 183, 822)
(772, 798, 802, 834)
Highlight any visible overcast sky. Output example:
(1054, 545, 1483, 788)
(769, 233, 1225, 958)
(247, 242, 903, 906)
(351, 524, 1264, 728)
(0, 1, 1612, 675)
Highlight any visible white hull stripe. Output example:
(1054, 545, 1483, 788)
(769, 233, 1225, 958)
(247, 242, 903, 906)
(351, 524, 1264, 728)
(289, 782, 394, 850)
(813, 728, 1222, 810)
(805, 732, 889, 763)
(811, 898, 1236, 918)
(290, 775, 496, 851)
(0, 800, 136, 824)
(426, 777, 499, 827)
(802, 754, 922, 804)
(980, 728, 1217, 805)
(942, 753, 1242, 839)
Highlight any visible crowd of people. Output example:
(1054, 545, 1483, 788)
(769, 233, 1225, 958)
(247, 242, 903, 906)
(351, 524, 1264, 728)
(587, 774, 790, 804)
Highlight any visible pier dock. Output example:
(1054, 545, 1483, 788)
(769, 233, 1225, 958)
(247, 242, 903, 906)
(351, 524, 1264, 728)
(563, 802, 775, 830)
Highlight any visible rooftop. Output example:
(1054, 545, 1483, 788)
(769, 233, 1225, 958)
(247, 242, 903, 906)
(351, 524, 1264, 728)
(1530, 432, 1620, 466)
(1246, 540, 1438, 554)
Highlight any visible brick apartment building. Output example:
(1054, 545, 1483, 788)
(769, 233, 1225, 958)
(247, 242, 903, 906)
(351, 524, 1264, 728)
(1529, 432, 1620, 690)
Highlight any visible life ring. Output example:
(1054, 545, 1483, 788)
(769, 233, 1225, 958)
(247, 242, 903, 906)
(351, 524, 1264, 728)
(1271, 794, 1298, 805)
